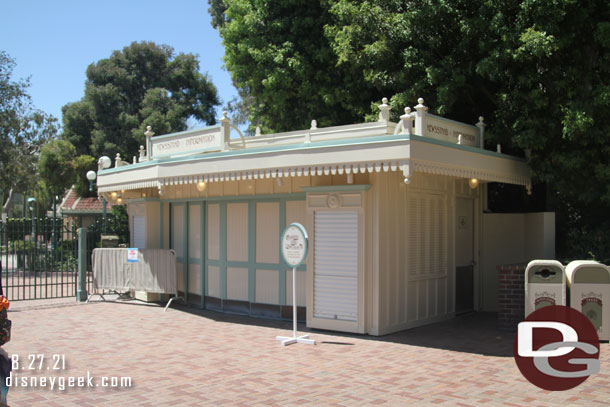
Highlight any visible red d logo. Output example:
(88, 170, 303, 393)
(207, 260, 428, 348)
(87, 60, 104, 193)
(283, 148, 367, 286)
(514, 305, 600, 391)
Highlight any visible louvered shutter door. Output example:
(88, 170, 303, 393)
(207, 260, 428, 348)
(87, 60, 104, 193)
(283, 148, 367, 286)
(133, 215, 146, 248)
(314, 211, 358, 321)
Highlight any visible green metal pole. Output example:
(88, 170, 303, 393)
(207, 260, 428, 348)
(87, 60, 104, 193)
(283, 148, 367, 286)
(76, 227, 88, 302)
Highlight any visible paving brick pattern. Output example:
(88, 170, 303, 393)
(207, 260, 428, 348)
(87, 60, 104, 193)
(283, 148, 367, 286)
(3, 298, 610, 406)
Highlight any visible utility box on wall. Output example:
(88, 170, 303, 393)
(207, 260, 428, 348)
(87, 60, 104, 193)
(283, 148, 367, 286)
(524, 260, 565, 317)
(566, 260, 610, 341)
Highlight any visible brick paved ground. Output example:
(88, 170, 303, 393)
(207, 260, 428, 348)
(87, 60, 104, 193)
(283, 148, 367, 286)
(3, 297, 609, 406)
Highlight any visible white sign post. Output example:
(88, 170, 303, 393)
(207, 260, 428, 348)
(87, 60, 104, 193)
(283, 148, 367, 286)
(276, 222, 315, 346)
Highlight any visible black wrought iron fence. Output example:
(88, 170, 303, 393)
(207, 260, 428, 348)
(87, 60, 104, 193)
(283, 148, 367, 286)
(0, 217, 97, 301)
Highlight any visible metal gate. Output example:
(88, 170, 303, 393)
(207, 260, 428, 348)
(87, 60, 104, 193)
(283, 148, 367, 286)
(0, 217, 96, 301)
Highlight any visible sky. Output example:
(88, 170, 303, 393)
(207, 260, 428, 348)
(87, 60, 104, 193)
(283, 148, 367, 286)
(1, 0, 238, 128)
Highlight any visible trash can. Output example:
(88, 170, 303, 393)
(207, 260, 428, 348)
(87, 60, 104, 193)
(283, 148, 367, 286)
(566, 260, 610, 341)
(525, 260, 565, 317)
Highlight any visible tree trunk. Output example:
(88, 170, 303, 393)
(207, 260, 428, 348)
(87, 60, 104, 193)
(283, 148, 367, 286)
(1, 188, 14, 223)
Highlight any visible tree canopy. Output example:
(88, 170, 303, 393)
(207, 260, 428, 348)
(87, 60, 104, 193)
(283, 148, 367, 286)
(62, 41, 220, 159)
(0, 51, 58, 217)
(213, 0, 610, 260)
(216, 0, 370, 132)
(38, 139, 76, 197)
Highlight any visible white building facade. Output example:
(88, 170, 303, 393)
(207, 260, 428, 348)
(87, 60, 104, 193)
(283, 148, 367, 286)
(96, 98, 552, 336)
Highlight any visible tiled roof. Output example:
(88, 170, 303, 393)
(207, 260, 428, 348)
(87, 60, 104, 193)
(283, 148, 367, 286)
(59, 187, 113, 214)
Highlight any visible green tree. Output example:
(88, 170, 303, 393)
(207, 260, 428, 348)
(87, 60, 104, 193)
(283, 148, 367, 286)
(208, 0, 228, 29)
(72, 155, 97, 197)
(38, 139, 77, 197)
(216, 0, 371, 133)
(214, 0, 610, 260)
(38, 139, 97, 201)
(0, 51, 58, 220)
(62, 41, 220, 159)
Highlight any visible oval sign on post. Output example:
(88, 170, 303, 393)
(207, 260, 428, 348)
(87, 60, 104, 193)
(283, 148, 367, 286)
(277, 222, 315, 346)
(281, 222, 308, 267)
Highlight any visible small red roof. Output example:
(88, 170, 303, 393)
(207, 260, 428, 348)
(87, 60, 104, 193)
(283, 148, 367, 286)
(59, 187, 113, 214)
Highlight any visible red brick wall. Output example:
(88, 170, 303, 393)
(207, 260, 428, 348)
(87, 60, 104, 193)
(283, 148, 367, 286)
(497, 263, 526, 331)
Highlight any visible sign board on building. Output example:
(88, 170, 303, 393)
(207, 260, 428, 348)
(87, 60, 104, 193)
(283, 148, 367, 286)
(281, 223, 308, 268)
(422, 114, 478, 147)
(151, 126, 222, 158)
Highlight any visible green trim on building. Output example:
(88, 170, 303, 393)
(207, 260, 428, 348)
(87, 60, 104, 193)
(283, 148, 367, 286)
(198, 196, 306, 307)
(159, 201, 164, 249)
(409, 134, 526, 162)
(161, 192, 305, 204)
(204, 203, 209, 297)
(99, 129, 526, 180)
(278, 200, 287, 305)
(99, 134, 411, 175)
(200, 203, 206, 309)
(164, 195, 310, 308)
(183, 202, 189, 302)
(206, 259, 304, 272)
(301, 184, 371, 192)
(219, 202, 227, 299)
(126, 198, 160, 203)
(169, 203, 174, 254)
(248, 202, 256, 303)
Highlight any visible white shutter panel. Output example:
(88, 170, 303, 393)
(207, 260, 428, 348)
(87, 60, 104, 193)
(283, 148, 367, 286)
(132, 215, 146, 248)
(314, 211, 358, 321)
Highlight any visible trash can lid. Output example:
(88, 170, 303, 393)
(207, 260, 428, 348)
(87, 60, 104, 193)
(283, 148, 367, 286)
(525, 260, 565, 284)
(565, 260, 610, 284)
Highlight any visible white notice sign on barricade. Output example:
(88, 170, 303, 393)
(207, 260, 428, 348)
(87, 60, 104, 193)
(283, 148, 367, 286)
(127, 248, 139, 263)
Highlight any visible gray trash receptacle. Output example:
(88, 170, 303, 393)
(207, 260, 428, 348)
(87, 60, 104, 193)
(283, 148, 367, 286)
(566, 260, 610, 341)
(525, 260, 565, 317)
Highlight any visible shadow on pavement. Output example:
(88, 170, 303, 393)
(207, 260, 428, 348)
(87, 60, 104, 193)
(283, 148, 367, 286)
(160, 301, 515, 357)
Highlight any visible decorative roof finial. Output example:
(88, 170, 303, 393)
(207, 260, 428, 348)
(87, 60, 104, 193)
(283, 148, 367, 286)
(476, 116, 486, 150)
(144, 126, 154, 160)
(144, 125, 154, 138)
(415, 98, 427, 111)
(394, 106, 414, 135)
(413, 98, 428, 136)
(378, 97, 391, 122)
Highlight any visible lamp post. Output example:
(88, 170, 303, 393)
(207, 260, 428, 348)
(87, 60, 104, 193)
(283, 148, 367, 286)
(86, 171, 107, 234)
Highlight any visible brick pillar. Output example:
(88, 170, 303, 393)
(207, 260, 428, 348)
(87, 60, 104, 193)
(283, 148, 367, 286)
(497, 263, 526, 331)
